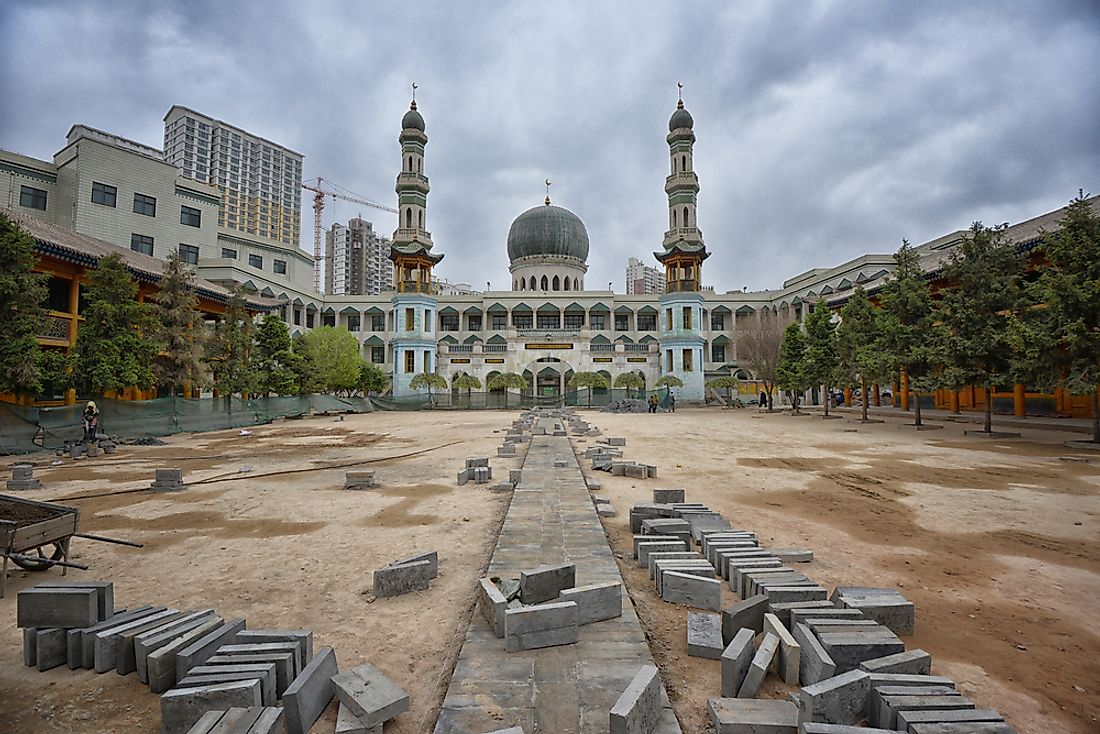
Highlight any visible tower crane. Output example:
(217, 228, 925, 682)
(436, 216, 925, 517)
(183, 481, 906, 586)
(302, 177, 398, 293)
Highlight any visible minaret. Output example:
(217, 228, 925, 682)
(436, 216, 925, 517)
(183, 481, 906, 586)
(390, 89, 444, 398)
(656, 87, 709, 402)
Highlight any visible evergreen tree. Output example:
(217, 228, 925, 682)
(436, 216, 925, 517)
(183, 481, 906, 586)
(877, 241, 936, 427)
(207, 288, 255, 399)
(777, 322, 810, 412)
(152, 251, 207, 396)
(488, 372, 527, 409)
(73, 253, 157, 396)
(358, 361, 390, 396)
(297, 326, 361, 394)
(0, 214, 46, 397)
(1012, 192, 1100, 443)
(291, 333, 322, 395)
(802, 299, 839, 417)
(252, 313, 300, 396)
(568, 371, 609, 407)
(613, 371, 645, 399)
(936, 222, 1024, 434)
(452, 372, 482, 408)
(410, 371, 447, 407)
(835, 286, 886, 422)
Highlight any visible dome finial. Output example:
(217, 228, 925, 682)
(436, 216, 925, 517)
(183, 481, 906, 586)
(544, 178, 552, 206)
(677, 81, 684, 109)
(410, 82, 418, 108)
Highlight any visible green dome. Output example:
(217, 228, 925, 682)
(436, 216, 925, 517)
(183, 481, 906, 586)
(507, 204, 590, 262)
(402, 102, 425, 131)
(669, 102, 693, 131)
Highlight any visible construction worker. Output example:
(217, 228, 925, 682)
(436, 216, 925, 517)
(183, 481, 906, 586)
(82, 401, 99, 443)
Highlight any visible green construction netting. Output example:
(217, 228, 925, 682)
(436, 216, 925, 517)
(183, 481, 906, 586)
(0, 395, 374, 455)
(369, 389, 672, 411)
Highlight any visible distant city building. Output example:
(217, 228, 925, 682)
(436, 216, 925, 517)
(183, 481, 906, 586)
(163, 105, 304, 247)
(433, 277, 480, 296)
(626, 257, 665, 294)
(325, 217, 393, 295)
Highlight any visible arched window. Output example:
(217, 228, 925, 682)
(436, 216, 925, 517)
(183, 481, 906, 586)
(541, 275, 549, 291)
(563, 277, 571, 291)
(405, 208, 412, 228)
(417, 158, 422, 173)
(529, 276, 536, 290)
(672, 157, 676, 173)
(552, 275, 560, 291)
(418, 211, 424, 228)
(682, 154, 687, 171)
(407, 156, 413, 171)
(672, 209, 677, 228)
(574, 278, 579, 290)
(683, 206, 689, 226)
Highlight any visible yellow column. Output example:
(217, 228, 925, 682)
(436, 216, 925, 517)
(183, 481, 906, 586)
(901, 370, 910, 411)
(844, 387, 852, 406)
(949, 389, 960, 413)
(65, 274, 81, 405)
(1014, 383, 1026, 417)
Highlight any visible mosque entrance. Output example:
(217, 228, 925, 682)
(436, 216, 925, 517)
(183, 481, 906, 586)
(522, 357, 574, 406)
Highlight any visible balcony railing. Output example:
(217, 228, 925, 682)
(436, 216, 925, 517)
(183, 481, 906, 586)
(590, 343, 614, 352)
(483, 344, 508, 353)
(517, 329, 580, 338)
(448, 345, 473, 353)
(36, 313, 70, 342)
(665, 279, 700, 293)
(394, 227, 433, 241)
(624, 344, 652, 353)
(396, 280, 435, 294)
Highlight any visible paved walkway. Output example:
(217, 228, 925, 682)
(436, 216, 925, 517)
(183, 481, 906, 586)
(434, 428, 681, 734)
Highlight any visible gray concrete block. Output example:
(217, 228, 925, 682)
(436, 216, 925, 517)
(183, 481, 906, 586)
(788, 609, 863, 629)
(830, 587, 915, 636)
(121, 610, 215, 677)
(660, 570, 721, 610)
(868, 672, 955, 689)
(654, 560, 713, 594)
(557, 581, 622, 625)
(735, 567, 795, 597)
(36, 581, 114, 621)
(178, 666, 277, 707)
(481, 728, 525, 734)
(17, 587, 100, 629)
(283, 647, 338, 734)
(723, 556, 782, 582)
(869, 686, 961, 728)
(792, 623, 836, 686)
(232, 629, 313, 670)
(478, 577, 508, 638)
(374, 559, 432, 597)
(95, 609, 184, 673)
(797, 670, 871, 725)
(598, 503, 617, 517)
(457, 468, 471, 485)
(519, 563, 575, 604)
(798, 725, 896, 733)
(653, 488, 685, 504)
(767, 600, 836, 627)
(147, 617, 224, 693)
(722, 595, 769, 643)
(738, 632, 780, 698)
(204, 651, 296, 696)
(753, 578, 817, 598)
(387, 550, 439, 579)
(908, 724, 1017, 734)
(498, 445, 517, 457)
(648, 552, 702, 579)
(174, 618, 247, 683)
(764, 587, 829, 606)
(687, 612, 724, 659)
(859, 648, 932, 675)
(336, 701, 382, 733)
(897, 708, 1006, 730)
(23, 627, 36, 667)
(185, 663, 279, 706)
(504, 601, 579, 652)
(136, 612, 220, 683)
(344, 470, 378, 489)
(609, 664, 661, 734)
(708, 697, 799, 733)
(632, 534, 679, 559)
(875, 695, 974, 730)
(510, 469, 522, 484)
(816, 631, 905, 674)
(639, 542, 690, 567)
(764, 548, 814, 563)
(36, 628, 67, 671)
(763, 613, 801, 686)
(332, 660, 410, 729)
(466, 457, 489, 468)
(707, 541, 760, 565)
(159, 680, 262, 734)
(720, 628, 755, 697)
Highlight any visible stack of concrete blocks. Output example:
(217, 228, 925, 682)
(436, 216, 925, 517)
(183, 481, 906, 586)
(18, 582, 114, 672)
(593, 495, 616, 517)
(373, 551, 438, 598)
(831, 586, 915, 635)
(343, 471, 378, 490)
(798, 668, 1016, 732)
(498, 441, 517, 457)
(7, 463, 42, 490)
(331, 660, 410, 733)
(608, 665, 664, 734)
(183, 707, 285, 733)
(652, 488, 685, 504)
(457, 457, 492, 486)
(151, 468, 185, 491)
(601, 437, 627, 447)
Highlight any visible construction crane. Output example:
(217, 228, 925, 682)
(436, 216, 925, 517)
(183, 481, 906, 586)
(302, 177, 398, 293)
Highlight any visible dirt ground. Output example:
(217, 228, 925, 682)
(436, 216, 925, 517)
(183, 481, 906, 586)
(1, 407, 1097, 734)
(584, 407, 1100, 734)
(0, 411, 521, 734)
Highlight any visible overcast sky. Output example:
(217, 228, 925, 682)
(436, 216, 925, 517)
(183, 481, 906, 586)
(2, 1, 1097, 294)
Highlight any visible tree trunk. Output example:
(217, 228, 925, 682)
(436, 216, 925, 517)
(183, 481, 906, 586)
(984, 384, 993, 434)
(914, 390, 923, 427)
(823, 385, 830, 417)
(860, 376, 868, 422)
(1091, 387, 1099, 444)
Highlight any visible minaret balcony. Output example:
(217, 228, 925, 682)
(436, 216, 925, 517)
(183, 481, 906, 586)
(665, 278, 701, 293)
(396, 172, 430, 192)
(662, 227, 704, 246)
(664, 171, 699, 192)
(396, 279, 436, 295)
(393, 227, 433, 245)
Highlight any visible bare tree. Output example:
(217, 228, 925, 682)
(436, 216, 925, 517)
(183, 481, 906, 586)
(736, 307, 791, 411)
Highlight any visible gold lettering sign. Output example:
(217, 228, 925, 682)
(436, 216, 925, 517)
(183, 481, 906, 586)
(449, 358, 470, 364)
(525, 343, 574, 350)
(485, 358, 505, 364)
(592, 357, 613, 363)
(627, 357, 648, 363)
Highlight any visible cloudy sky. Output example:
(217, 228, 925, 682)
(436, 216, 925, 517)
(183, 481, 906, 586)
(2, 1, 1097, 294)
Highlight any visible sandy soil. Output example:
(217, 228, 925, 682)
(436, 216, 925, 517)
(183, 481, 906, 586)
(582, 407, 1100, 734)
(0, 411, 522, 734)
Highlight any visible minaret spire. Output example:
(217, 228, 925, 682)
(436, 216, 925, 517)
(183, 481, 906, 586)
(655, 89, 708, 291)
(544, 178, 552, 206)
(390, 88, 442, 293)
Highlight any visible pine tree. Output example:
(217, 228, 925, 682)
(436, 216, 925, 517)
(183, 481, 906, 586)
(358, 360, 390, 396)
(835, 286, 886, 423)
(252, 313, 300, 396)
(877, 241, 936, 427)
(936, 222, 1024, 434)
(1012, 192, 1100, 443)
(297, 326, 361, 394)
(207, 288, 255, 399)
(73, 253, 157, 396)
(152, 251, 207, 396)
(802, 299, 839, 417)
(0, 214, 46, 397)
(777, 322, 810, 412)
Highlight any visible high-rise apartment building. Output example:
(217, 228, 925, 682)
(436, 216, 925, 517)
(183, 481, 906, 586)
(625, 257, 665, 294)
(162, 106, 304, 247)
(325, 217, 393, 295)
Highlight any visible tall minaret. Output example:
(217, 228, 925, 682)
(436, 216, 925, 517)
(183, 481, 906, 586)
(390, 88, 444, 398)
(656, 87, 710, 402)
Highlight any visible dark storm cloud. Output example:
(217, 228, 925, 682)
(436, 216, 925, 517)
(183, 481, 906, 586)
(2, 1, 1097, 293)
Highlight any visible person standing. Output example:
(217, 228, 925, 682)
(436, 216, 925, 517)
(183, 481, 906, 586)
(648, 393, 658, 413)
(668, 391, 676, 413)
(82, 401, 100, 443)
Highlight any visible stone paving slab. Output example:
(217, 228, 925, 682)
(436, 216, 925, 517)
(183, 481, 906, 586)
(434, 431, 681, 734)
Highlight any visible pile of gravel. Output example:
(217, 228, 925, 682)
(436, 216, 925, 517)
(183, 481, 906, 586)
(600, 399, 647, 414)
